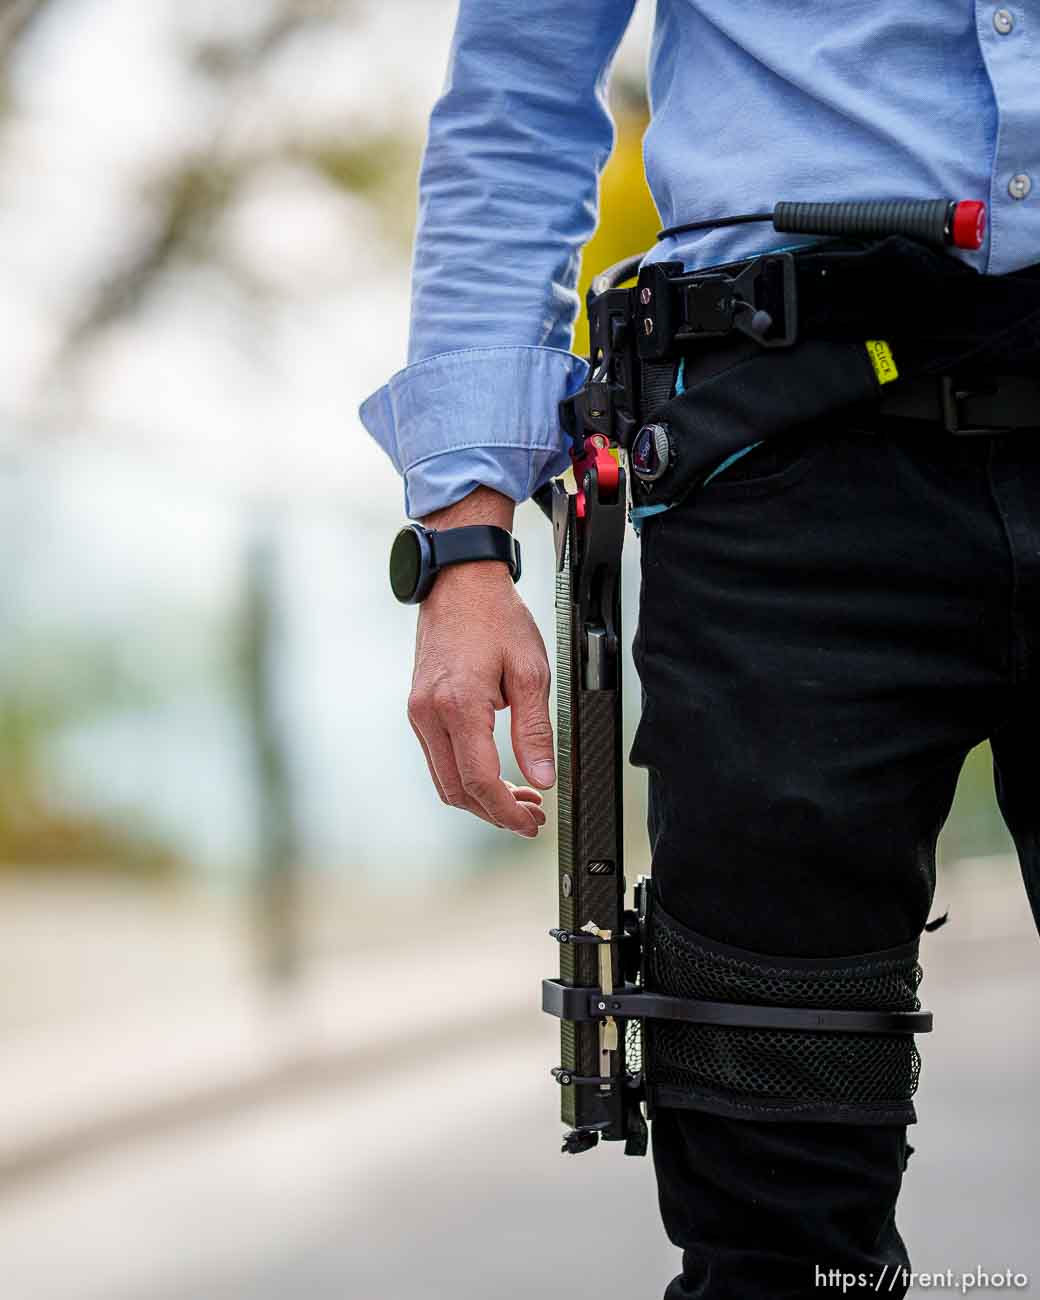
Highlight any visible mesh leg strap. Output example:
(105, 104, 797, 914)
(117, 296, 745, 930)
(644, 897, 925, 1125)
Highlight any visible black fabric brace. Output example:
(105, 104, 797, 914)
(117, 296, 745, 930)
(640, 893, 928, 1126)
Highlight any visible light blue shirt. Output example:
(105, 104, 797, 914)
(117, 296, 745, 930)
(360, 0, 1040, 518)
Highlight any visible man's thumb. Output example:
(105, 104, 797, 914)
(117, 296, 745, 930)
(506, 658, 556, 789)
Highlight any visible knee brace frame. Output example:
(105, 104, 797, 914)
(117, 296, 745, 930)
(543, 877, 931, 1156)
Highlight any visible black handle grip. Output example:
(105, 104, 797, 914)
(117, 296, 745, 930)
(773, 198, 954, 247)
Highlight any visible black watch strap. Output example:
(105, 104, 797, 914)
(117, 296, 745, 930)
(430, 525, 521, 582)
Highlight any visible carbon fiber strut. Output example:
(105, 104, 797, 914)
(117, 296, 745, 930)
(535, 431, 633, 1156)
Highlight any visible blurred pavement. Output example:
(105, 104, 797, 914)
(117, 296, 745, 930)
(0, 867, 550, 1187)
(1, 856, 1038, 1299)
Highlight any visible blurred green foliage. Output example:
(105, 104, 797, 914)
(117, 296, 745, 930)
(573, 101, 659, 359)
(2, 0, 419, 360)
(938, 742, 1014, 865)
(0, 638, 178, 873)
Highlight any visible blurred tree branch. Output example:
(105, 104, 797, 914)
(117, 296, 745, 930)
(191, 0, 353, 76)
(54, 0, 415, 361)
(0, 0, 55, 107)
(0, 0, 51, 66)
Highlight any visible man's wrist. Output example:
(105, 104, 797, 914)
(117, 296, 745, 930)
(391, 525, 515, 604)
(383, 487, 518, 606)
(422, 555, 513, 615)
(420, 486, 515, 534)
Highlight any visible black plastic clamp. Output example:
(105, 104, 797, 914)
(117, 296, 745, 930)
(551, 1067, 618, 1088)
(636, 253, 799, 361)
(549, 927, 613, 945)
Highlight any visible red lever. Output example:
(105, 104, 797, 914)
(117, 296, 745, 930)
(572, 436, 619, 519)
(951, 200, 986, 251)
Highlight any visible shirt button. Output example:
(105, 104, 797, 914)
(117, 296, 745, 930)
(993, 8, 1014, 33)
(1009, 173, 1032, 200)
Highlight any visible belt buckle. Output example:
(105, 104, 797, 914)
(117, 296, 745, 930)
(939, 376, 1009, 436)
(730, 252, 798, 349)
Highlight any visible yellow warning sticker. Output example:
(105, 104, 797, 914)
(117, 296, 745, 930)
(865, 339, 899, 386)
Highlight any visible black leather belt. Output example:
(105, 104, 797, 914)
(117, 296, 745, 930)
(874, 373, 1040, 436)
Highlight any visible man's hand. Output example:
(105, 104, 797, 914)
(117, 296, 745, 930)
(407, 487, 555, 837)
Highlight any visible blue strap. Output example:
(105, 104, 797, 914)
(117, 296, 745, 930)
(629, 502, 671, 535)
(702, 440, 764, 484)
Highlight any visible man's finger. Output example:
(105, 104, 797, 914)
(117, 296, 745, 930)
(504, 782, 547, 826)
(450, 711, 541, 835)
(409, 717, 448, 804)
(409, 689, 490, 819)
(504, 781, 545, 806)
(505, 657, 556, 790)
(414, 717, 506, 826)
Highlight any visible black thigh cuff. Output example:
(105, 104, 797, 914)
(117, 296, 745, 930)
(644, 898, 924, 1126)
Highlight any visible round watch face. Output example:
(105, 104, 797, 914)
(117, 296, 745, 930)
(389, 527, 423, 603)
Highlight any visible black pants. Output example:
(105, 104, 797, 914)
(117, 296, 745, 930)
(631, 421, 1040, 1298)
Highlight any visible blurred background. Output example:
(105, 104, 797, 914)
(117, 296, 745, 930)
(0, 1, 1036, 1296)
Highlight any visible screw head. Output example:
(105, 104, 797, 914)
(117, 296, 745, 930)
(639, 286, 652, 305)
(597, 1001, 607, 1011)
(561, 872, 572, 898)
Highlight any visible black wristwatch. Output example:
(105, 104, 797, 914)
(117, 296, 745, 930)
(389, 523, 522, 604)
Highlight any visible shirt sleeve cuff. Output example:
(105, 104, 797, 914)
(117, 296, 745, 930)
(358, 345, 589, 518)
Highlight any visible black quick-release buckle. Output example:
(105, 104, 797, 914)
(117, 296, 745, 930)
(940, 376, 1011, 436)
(636, 252, 799, 361)
(682, 254, 798, 350)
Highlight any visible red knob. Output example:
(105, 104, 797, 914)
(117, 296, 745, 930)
(951, 200, 986, 251)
